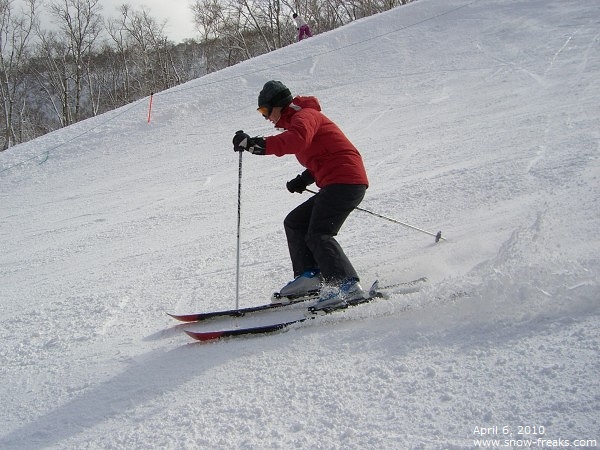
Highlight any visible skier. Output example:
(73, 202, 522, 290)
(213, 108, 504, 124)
(232, 80, 369, 310)
(292, 13, 313, 41)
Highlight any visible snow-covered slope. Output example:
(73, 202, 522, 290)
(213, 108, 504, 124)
(1, 0, 599, 448)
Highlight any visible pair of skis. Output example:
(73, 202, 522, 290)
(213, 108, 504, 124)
(169, 278, 426, 341)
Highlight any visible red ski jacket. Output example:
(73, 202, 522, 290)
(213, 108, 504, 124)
(265, 96, 369, 188)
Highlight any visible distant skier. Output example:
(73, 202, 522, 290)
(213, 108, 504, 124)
(232, 80, 369, 310)
(292, 13, 313, 41)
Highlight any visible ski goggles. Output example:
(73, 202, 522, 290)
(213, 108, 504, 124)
(257, 106, 272, 119)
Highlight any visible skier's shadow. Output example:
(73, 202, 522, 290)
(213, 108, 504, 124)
(144, 321, 191, 340)
(0, 340, 258, 449)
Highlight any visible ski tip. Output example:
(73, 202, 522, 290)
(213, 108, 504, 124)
(185, 330, 224, 341)
(168, 312, 200, 322)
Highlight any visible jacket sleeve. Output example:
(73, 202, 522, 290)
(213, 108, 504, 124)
(265, 110, 321, 156)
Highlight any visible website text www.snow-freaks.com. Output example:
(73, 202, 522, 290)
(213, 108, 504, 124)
(471, 426, 597, 448)
(473, 438, 598, 448)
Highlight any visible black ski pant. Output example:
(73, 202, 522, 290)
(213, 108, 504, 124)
(283, 184, 367, 283)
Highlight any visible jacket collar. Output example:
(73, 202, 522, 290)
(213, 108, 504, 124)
(274, 102, 300, 129)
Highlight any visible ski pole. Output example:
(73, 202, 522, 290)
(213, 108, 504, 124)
(235, 150, 243, 309)
(305, 188, 445, 242)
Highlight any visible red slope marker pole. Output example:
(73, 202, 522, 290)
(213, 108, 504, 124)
(147, 92, 154, 123)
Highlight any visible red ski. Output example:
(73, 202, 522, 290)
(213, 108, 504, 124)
(167, 292, 317, 322)
(169, 277, 425, 323)
(183, 279, 426, 342)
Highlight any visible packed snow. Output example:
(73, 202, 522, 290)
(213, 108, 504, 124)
(1, 0, 599, 448)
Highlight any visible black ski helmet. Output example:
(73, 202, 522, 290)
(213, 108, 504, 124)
(258, 80, 293, 110)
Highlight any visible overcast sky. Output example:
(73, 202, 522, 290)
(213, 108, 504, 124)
(101, 0, 197, 42)
(15, 0, 197, 43)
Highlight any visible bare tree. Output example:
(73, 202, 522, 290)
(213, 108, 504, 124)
(0, 0, 38, 150)
(47, 0, 103, 123)
(105, 10, 133, 104)
(192, 0, 229, 72)
(115, 4, 178, 93)
(192, 0, 291, 72)
(106, 4, 199, 104)
(34, 31, 72, 127)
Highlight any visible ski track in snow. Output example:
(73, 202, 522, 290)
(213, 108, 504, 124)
(1, 0, 600, 448)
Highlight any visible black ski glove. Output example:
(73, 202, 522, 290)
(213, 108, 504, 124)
(233, 130, 266, 155)
(286, 170, 315, 193)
